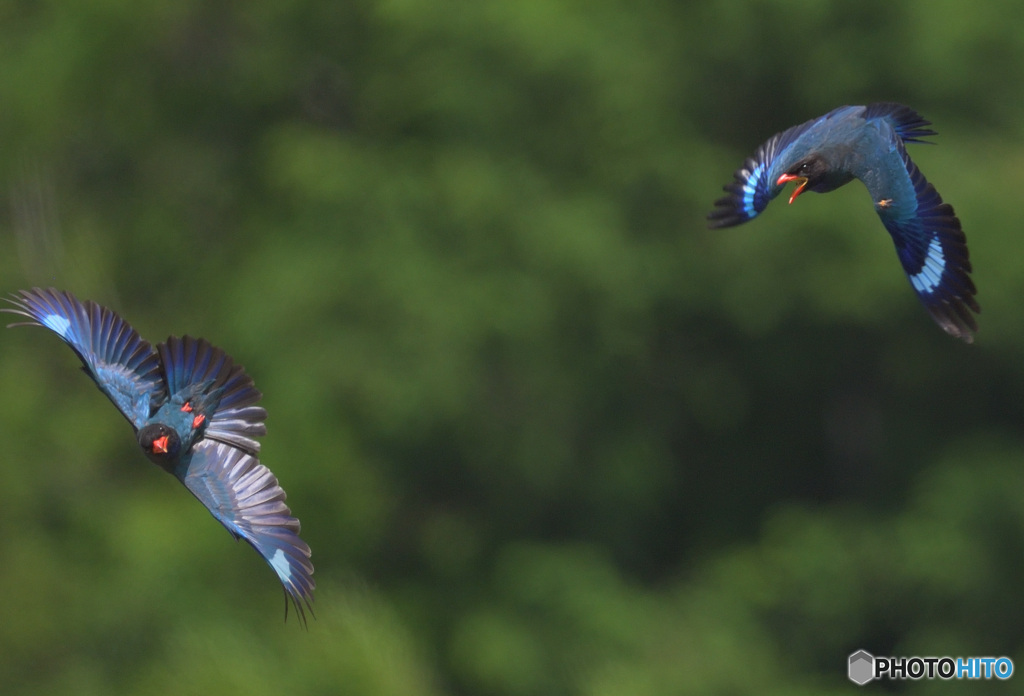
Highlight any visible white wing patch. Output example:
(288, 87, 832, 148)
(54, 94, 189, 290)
(269, 548, 292, 580)
(741, 162, 765, 218)
(41, 313, 71, 338)
(909, 237, 945, 295)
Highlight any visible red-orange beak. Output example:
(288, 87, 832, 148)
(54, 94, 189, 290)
(152, 436, 169, 454)
(776, 173, 809, 205)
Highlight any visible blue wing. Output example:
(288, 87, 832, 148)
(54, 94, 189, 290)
(157, 335, 267, 454)
(707, 112, 827, 228)
(874, 144, 979, 341)
(3, 288, 162, 429)
(179, 439, 315, 625)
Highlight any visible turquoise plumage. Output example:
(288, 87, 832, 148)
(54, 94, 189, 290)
(4, 288, 314, 624)
(709, 103, 979, 342)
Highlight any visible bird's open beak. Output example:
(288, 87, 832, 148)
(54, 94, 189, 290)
(152, 436, 169, 454)
(776, 173, 809, 205)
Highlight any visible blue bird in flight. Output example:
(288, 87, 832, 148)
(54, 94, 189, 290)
(4, 288, 314, 624)
(708, 103, 979, 342)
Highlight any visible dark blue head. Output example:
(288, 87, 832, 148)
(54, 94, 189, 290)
(777, 154, 834, 203)
(138, 423, 182, 471)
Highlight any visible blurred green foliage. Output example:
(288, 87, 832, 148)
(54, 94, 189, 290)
(1, 0, 1023, 693)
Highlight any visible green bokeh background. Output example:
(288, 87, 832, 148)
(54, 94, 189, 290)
(1, 1, 1022, 693)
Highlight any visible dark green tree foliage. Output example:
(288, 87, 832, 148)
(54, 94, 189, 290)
(0, 0, 1022, 693)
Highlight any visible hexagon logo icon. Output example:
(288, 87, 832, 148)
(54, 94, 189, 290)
(849, 650, 874, 685)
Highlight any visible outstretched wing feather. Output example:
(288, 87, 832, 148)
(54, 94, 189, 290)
(179, 439, 315, 625)
(2, 288, 162, 429)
